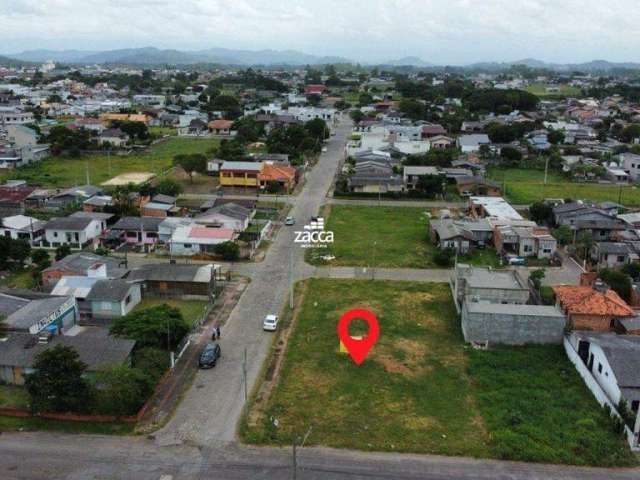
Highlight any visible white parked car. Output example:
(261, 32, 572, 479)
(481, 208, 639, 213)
(263, 314, 279, 331)
(285, 216, 295, 226)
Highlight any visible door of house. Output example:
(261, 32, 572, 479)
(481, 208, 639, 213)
(588, 353, 595, 372)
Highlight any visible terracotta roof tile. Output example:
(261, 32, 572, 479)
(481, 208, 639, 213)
(553, 285, 634, 317)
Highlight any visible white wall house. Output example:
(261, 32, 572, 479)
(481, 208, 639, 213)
(44, 217, 103, 249)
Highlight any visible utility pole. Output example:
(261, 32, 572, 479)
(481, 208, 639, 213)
(292, 439, 297, 480)
(289, 245, 294, 308)
(243, 347, 248, 408)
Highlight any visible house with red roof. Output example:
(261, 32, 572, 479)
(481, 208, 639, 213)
(304, 84, 327, 95)
(169, 224, 237, 256)
(258, 162, 297, 192)
(553, 283, 635, 332)
(208, 119, 235, 137)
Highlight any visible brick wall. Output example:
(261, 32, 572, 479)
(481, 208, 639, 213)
(571, 313, 613, 331)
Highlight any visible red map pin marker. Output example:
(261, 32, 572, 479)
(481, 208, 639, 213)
(337, 308, 379, 365)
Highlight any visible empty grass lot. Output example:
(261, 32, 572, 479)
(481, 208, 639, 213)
(308, 205, 435, 268)
(488, 167, 640, 206)
(241, 279, 636, 466)
(522, 83, 582, 98)
(2, 137, 219, 188)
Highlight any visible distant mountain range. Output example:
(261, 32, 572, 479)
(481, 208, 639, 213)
(4, 47, 640, 71)
(7, 47, 351, 66)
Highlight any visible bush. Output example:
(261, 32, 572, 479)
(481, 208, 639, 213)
(215, 241, 240, 261)
(94, 365, 154, 416)
(134, 347, 170, 381)
(432, 247, 455, 267)
(110, 305, 189, 350)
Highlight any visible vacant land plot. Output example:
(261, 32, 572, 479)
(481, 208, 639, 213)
(0, 385, 30, 408)
(241, 279, 635, 466)
(308, 205, 434, 268)
(522, 83, 582, 98)
(3, 137, 219, 188)
(488, 168, 640, 206)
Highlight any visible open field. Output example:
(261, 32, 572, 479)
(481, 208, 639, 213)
(488, 167, 640, 206)
(133, 298, 209, 324)
(308, 205, 435, 268)
(0, 268, 37, 289)
(307, 205, 498, 268)
(241, 279, 636, 466)
(2, 137, 219, 188)
(0, 415, 135, 435)
(522, 83, 582, 97)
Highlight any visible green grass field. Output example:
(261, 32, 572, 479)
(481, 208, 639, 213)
(522, 83, 582, 98)
(3, 137, 219, 188)
(0, 386, 30, 409)
(0, 415, 135, 435)
(241, 279, 636, 466)
(308, 205, 434, 268)
(488, 168, 640, 206)
(0, 268, 37, 289)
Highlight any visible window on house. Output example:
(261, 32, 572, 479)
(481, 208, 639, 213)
(598, 363, 602, 373)
(632, 400, 640, 412)
(184, 243, 192, 248)
(617, 256, 625, 262)
(125, 295, 131, 305)
(53, 231, 58, 237)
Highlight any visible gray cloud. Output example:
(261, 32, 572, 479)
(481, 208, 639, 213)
(1, 0, 639, 64)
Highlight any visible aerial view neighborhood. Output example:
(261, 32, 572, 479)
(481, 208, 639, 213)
(3, 1, 640, 479)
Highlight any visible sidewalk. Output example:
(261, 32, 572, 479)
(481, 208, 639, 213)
(137, 279, 248, 433)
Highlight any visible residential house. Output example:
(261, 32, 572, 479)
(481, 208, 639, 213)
(553, 284, 635, 331)
(428, 135, 454, 149)
(42, 251, 123, 286)
(565, 331, 640, 449)
(169, 225, 237, 256)
(0, 184, 36, 216)
(109, 216, 163, 250)
(429, 218, 493, 253)
(403, 166, 441, 190)
(591, 242, 639, 269)
(453, 264, 530, 307)
(0, 291, 77, 335)
(619, 153, 640, 181)
(348, 163, 404, 193)
(140, 194, 180, 218)
(85, 279, 141, 320)
(125, 263, 218, 300)
(0, 327, 135, 385)
(43, 216, 103, 249)
(1, 214, 44, 245)
(494, 225, 558, 259)
(83, 195, 114, 212)
(158, 217, 194, 244)
(258, 162, 297, 191)
(196, 202, 252, 231)
(421, 123, 447, 138)
(458, 134, 490, 153)
(208, 119, 235, 137)
(47, 185, 102, 210)
(468, 196, 523, 222)
(455, 175, 501, 196)
(219, 161, 263, 188)
(98, 128, 129, 147)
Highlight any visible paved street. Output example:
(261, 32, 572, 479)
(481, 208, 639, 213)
(2, 432, 639, 480)
(153, 118, 352, 446)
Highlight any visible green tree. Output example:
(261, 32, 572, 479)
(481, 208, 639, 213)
(433, 247, 455, 267)
(576, 231, 593, 259)
(528, 202, 553, 225)
(530, 269, 546, 291)
(552, 225, 573, 245)
(547, 129, 565, 145)
(598, 268, 632, 302)
(55, 244, 72, 261)
(215, 241, 240, 261)
(173, 153, 207, 183)
(155, 178, 183, 197)
(110, 305, 188, 350)
(415, 175, 444, 199)
(24, 345, 94, 413)
(620, 124, 640, 143)
(94, 365, 154, 416)
(305, 118, 329, 142)
(31, 249, 51, 269)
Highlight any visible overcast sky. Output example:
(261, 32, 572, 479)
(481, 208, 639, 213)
(2, 0, 639, 64)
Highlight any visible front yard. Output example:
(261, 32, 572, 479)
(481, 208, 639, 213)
(241, 279, 636, 466)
